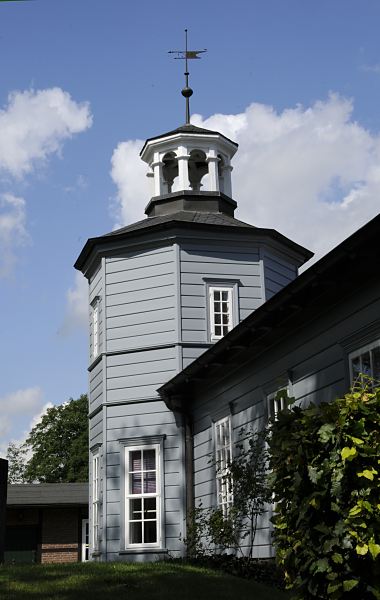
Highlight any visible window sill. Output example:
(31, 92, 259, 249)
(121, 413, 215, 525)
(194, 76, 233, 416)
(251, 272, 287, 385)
(119, 548, 168, 555)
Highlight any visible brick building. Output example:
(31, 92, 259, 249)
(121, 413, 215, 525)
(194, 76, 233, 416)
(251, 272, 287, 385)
(5, 483, 88, 563)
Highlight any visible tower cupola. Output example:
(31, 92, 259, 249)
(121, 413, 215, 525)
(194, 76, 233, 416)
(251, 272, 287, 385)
(140, 124, 237, 199)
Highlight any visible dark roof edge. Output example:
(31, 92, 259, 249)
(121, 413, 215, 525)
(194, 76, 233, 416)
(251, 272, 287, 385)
(140, 124, 238, 156)
(74, 219, 312, 273)
(158, 212, 380, 402)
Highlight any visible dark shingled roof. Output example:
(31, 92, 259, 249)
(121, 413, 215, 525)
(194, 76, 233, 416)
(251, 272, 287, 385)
(140, 123, 238, 156)
(104, 210, 255, 237)
(7, 483, 88, 506)
(75, 209, 313, 272)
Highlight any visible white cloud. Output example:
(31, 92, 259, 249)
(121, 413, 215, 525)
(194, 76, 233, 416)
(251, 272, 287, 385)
(110, 140, 149, 228)
(0, 193, 28, 275)
(29, 402, 54, 432)
(0, 387, 45, 456)
(0, 87, 93, 179)
(110, 94, 380, 264)
(0, 390, 52, 459)
(62, 271, 88, 334)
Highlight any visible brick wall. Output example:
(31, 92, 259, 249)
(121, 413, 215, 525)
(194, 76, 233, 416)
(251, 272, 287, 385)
(41, 508, 79, 564)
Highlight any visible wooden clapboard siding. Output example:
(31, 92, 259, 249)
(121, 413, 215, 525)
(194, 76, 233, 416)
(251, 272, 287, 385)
(190, 279, 380, 558)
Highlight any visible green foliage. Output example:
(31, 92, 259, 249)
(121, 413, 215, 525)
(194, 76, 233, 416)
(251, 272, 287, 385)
(184, 429, 271, 558)
(6, 442, 27, 483)
(24, 394, 89, 483)
(268, 381, 380, 599)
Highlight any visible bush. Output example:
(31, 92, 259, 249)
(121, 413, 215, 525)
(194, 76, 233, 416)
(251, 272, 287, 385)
(268, 381, 380, 599)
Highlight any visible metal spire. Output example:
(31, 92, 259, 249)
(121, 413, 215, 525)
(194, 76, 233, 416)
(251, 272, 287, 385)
(168, 29, 207, 124)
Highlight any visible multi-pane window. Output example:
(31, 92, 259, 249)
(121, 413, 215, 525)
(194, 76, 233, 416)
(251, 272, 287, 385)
(92, 303, 99, 358)
(92, 453, 100, 550)
(349, 340, 380, 387)
(214, 417, 233, 517)
(267, 388, 289, 421)
(209, 287, 233, 341)
(125, 445, 160, 547)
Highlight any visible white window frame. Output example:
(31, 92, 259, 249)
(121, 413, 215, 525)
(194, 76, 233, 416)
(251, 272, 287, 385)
(125, 444, 161, 549)
(92, 452, 100, 551)
(267, 388, 289, 421)
(92, 300, 99, 359)
(214, 416, 233, 517)
(349, 339, 380, 387)
(209, 286, 234, 342)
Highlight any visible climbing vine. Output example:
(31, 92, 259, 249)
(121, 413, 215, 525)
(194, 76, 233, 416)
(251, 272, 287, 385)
(268, 380, 380, 599)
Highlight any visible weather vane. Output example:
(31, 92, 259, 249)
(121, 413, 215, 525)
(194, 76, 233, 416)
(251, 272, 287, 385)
(169, 29, 207, 125)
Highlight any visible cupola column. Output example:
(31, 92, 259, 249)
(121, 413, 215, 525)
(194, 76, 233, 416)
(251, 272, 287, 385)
(222, 163, 233, 198)
(206, 149, 220, 192)
(177, 145, 191, 191)
(151, 152, 166, 197)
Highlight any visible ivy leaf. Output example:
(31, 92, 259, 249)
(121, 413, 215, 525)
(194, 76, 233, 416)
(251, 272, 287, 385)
(368, 540, 380, 559)
(348, 436, 365, 445)
(357, 468, 377, 480)
(343, 580, 359, 592)
(327, 582, 341, 594)
(356, 543, 369, 555)
(349, 504, 362, 516)
(308, 465, 322, 484)
(318, 423, 335, 443)
(341, 446, 357, 461)
(332, 552, 343, 564)
(312, 557, 329, 573)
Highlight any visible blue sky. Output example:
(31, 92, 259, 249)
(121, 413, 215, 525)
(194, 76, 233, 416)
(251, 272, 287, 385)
(1, 0, 380, 453)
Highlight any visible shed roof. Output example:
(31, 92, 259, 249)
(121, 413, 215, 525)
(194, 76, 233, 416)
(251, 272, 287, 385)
(159, 212, 380, 406)
(7, 483, 88, 507)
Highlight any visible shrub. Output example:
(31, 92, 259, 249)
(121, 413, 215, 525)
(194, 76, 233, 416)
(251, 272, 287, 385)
(268, 381, 380, 599)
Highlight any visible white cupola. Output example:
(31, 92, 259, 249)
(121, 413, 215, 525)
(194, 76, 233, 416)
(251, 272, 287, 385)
(140, 123, 238, 199)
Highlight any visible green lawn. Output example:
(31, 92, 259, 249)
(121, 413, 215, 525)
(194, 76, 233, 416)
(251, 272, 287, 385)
(0, 562, 289, 600)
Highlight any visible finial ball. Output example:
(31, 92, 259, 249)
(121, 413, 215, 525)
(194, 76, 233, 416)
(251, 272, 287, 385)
(181, 86, 193, 98)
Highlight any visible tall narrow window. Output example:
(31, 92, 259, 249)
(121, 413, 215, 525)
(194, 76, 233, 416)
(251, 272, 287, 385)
(209, 287, 233, 341)
(214, 416, 233, 517)
(125, 445, 161, 547)
(92, 452, 100, 551)
(92, 303, 99, 358)
(349, 340, 380, 387)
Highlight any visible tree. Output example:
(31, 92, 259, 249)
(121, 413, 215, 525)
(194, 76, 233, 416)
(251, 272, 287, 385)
(24, 394, 89, 483)
(6, 442, 27, 483)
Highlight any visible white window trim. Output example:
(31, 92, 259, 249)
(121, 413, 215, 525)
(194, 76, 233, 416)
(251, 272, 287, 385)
(209, 286, 234, 342)
(91, 296, 100, 360)
(125, 443, 162, 549)
(92, 451, 100, 551)
(214, 416, 233, 517)
(349, 339, 380, 386)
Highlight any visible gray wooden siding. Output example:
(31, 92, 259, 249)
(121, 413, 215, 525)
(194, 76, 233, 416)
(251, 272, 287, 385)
(89, 359, 103, 412)
(180, 241, 261, 345)
(106, 347, 177, 403)
(105, 246, 176, 353)
(104, 400, 185, 559)
(263, 249, 298, 300)
(89, 263, 104, 358)
(190, 281, 380, 558)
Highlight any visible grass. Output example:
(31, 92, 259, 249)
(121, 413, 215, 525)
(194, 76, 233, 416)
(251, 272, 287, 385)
(0, 561, 290, 600)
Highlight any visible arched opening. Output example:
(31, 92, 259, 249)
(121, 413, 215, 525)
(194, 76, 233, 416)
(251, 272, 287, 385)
(188, 149, 208, 191)
(162, 152, 178, 194)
